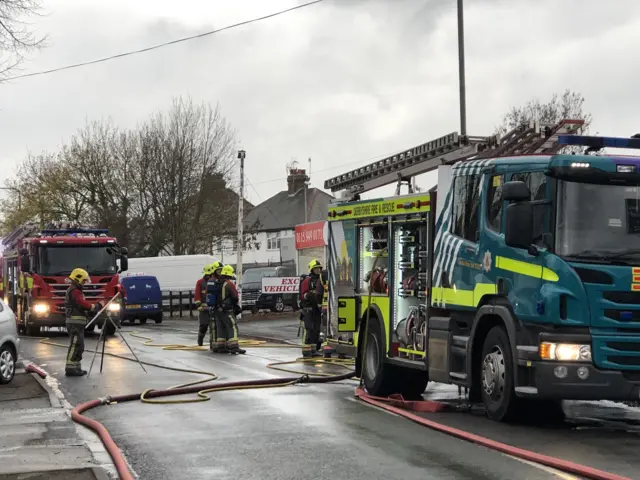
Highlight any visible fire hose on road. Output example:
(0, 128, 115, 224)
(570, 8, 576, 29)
(35, 331, 632, 480)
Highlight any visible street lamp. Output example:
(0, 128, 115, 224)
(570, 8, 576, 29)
(0, 187, 21, 210)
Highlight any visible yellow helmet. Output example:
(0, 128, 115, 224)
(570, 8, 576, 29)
(69, 268, 91, 285)
(220, 265, 235, 277)
(308, 259, 322, 273)
(203, 262, 217, 276)
(211, 261, 222, 273)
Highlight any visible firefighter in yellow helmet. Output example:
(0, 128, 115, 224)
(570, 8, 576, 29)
(213, 265, 245, 354)
(65, 268, 102, 376)
(195, 262, 219, 346)
(299, 259, 324, 357)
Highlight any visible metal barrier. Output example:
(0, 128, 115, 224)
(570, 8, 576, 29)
(161, 290, 195, 318)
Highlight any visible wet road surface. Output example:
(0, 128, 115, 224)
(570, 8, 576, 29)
(16, 319, 640, 480)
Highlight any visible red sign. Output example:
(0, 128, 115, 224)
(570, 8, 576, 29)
(295, 221, 327, 249)
(262, 277, 300, 293)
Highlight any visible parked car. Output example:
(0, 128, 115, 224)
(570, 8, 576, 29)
(241, 265, 298, 313)
(0, 299, 19, 384)
(120, 275, 163, 324)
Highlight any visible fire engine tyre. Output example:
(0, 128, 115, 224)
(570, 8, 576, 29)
(104, 322, 117, 336)
(25, 323, 40, 336)
(480, 326, 518, 422)
(362, 318, 399, 397)
(271, 296, 285, 313)
(399, 369, 430, 400)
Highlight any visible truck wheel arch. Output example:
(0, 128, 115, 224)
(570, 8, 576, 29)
(467, 304, 519, 400)
(356, 303, 385, 377)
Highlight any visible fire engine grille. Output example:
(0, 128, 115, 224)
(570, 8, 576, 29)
(50, 283, 106, 299)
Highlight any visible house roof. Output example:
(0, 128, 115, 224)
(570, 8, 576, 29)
(244, 187, 333, 232)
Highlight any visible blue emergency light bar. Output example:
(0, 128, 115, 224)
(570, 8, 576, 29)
(40, 228, 110, 236)
(558, 134, 640, 150)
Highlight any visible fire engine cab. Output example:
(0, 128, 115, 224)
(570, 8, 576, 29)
(0, 222, 129, 336)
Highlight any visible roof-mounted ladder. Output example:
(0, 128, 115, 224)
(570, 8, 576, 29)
(324, 119, 585, 196)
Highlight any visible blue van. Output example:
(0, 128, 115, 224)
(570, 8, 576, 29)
(120, 275, 163, 324)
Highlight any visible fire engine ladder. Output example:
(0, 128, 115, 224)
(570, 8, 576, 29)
(1, 221, 40, 249)
(324, 119, 585, 197)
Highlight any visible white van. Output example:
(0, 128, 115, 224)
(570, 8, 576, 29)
(125, 254, 220, 292)
(0, 299, 19, 384)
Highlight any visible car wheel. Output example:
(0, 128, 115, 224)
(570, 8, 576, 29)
(139, 317, 148, 325)
(0, 343, 16, 385)
(271, 296, 285, 313)
(153, 314, 163, 324)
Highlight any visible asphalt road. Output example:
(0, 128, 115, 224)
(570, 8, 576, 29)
(16, 318, 640, 480)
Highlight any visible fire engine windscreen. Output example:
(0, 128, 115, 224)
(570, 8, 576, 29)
(556, 181, 640, 260)
(38, 246, 118, 276)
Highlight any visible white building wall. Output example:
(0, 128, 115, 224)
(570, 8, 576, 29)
(212, 229, 295, 267)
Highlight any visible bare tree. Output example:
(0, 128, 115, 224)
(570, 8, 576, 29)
(1, 97, 243, 255)
(0, 0, 46, 79)
(495, 89, 592, 153)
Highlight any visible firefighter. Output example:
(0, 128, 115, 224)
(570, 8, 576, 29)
(65, 268, 102, 376)
(195, 263, 217, 346)
(205, 262, 223, 352)
(214, 265, 245, 354)
(300, 259, 324, 358)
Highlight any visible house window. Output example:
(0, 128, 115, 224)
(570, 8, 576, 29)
(452, 174, 481, 243)
(267, 232, 281, 251)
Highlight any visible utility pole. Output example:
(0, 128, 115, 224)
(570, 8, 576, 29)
(457, 0, 467, 136)
(237, 150, 246, 315)
(304, 157, 310, 224)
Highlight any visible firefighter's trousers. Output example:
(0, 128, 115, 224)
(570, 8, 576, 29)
(197, 309, 213, 346)
(66, 317, 86, 373)
(213, 309, 240, 352)
(301, 307, 321, 357)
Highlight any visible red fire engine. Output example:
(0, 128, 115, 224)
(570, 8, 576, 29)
(0, 222, 129, 336)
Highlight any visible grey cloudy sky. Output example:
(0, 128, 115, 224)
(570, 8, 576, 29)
(0, 0, 639, 204)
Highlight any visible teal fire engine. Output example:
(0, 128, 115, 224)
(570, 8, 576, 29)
(324, 119, 640, 421)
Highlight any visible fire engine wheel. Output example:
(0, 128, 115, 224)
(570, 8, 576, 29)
(104, 322, 117, 336)
(25, 322, 40, 336)
(271, 296, 285, 313)
(480, 326, 518, 422)
(362, 318, 398, 397)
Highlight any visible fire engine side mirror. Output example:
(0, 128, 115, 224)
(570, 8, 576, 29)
(505, 202, 534, 251)
(502, 181, 531, 202)
(20, 256, 30, 273)
(119, 255, 129, 273)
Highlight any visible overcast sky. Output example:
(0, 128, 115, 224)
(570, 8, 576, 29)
(1, 0, 639, 205)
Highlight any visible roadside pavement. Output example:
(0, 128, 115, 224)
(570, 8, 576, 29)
(0, 362, 115, 480)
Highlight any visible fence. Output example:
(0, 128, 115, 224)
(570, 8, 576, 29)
(161, 290, 196, 318)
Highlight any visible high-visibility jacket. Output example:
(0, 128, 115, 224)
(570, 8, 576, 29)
(194, 276, 209, 311)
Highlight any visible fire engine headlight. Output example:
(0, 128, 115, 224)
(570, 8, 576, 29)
(539, 342, 591, 361)
(107, 303, 121, 313)
(32, 303, 49, 315)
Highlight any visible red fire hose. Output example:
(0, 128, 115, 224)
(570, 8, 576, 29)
(67, 369, 632, 480)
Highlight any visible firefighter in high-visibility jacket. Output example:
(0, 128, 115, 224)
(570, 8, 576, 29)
(205, 262, 223, 351)
(213, 265, 246, 354)
(194, 263, 218, 346)
(300, 259, 324, 357)
(64, 268, 102, 376)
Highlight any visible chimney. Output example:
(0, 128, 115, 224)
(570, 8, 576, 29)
(287, 168, 309, 195)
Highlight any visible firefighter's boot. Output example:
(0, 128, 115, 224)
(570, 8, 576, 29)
(65, 369, 87, 377)
(197, 334, 204, 347)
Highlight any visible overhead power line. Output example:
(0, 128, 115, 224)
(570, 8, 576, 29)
(5, 0, 324, 81)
